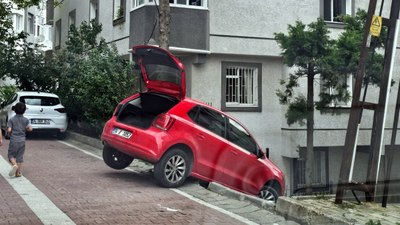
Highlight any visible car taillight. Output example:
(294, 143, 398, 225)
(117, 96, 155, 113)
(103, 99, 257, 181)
(153, 114, 174, 131)
(54, 108, 67, 113)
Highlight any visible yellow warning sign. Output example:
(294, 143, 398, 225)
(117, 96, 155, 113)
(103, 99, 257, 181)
(370, 15, 382, 37)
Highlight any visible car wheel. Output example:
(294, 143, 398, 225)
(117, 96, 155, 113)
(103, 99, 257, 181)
(154, 148, 192, 188)
(259, 185, 279, 204)
(102, 145, 134, 170)
(57, 132, 67, 140)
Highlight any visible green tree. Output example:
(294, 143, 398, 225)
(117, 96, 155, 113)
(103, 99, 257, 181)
(5, 42, 56, 91)
(52, 20, 137, 131)
(275, 18, 336, 195)
(275, 11, 384, 195)
(0, 0, 44, 83)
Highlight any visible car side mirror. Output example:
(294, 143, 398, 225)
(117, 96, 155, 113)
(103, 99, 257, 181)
(11, 105, 15, 111)
(265, 147, 270, 159)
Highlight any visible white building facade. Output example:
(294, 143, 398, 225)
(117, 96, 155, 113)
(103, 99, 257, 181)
(48, 0, 400, 199)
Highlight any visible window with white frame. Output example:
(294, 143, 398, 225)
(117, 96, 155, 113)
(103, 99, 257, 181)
(89, 0, 99, 22)
(323, 0, 352, 22)
(133, 0, 206, 8)
(12, 13, 24, 32)
(221, 62, 261, 112)
(113, 0, 126, 20)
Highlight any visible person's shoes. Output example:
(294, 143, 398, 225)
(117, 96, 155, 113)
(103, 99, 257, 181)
(15, 171, 22, 177)
(9, 165, 18, 177)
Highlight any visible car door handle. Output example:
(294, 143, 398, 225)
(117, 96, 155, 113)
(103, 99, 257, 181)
(196, 133, 205, 140)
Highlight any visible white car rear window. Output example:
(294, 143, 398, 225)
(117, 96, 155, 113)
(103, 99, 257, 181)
(20, 96, 60, 106)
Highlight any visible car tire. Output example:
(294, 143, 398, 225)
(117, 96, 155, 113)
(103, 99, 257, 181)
(57, 132, 67, 140)
(259, 185, 279, 204)
(102, 145, 134, 170)
(154, 148, 192, 188)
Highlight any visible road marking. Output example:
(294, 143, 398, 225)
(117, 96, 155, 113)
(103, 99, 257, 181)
(0, 156, 76, 225)
(60, 140, 258, 225)
(173, 189, 258, 225)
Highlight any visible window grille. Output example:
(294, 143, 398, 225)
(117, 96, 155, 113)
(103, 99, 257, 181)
(225, 66, 257, 107)
(133, 0, 206, 8)
(294, 149, 330, 194)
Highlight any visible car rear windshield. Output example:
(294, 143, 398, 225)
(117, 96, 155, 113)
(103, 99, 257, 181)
(20, 96, 60, 106)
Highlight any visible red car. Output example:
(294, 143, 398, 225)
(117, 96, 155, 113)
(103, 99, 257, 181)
(101, 45, 285, 203)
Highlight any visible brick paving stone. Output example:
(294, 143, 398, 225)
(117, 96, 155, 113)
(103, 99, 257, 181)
(0, 139, 248, 225)
(0, 172, 42, 225)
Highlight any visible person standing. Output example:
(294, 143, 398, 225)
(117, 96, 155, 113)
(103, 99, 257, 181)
(7, 102, 32, 177)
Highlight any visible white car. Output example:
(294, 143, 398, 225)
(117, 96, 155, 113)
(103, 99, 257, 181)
(0, 91, 68, 139)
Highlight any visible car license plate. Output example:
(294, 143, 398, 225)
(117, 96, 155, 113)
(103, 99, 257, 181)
(112, 128, 132, 139)
(31, 119, 50, 124)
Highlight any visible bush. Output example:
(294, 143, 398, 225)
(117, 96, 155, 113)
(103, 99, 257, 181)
(51, 20, 137, 130)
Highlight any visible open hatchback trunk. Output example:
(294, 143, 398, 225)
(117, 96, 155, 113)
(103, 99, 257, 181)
(116, 45, 186, 129)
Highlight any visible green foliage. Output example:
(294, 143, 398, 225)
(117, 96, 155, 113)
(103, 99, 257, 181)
(0, 85, 18, 103)
(275, 18, 334, 125)
(0, 0, 40, 40)
(286, 95, 307, 126)
(52, 20, 137, 128)
(365, 220, 381, 225)
(4, 42, 57, 91)
(275, 10, 385, 125)
(336, 10, 386, 86)
(0, 0, 42, 82)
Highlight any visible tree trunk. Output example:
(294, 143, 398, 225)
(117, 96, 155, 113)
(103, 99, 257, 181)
(305, 69, 315, 195)
(159, 0, 170, 50)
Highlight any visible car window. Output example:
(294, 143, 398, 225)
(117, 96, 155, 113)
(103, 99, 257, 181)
(145, 64, 181, 85)
(20, 96, 60, 106)
(188, 106, 226, 138)
(227, 119, 258, 155)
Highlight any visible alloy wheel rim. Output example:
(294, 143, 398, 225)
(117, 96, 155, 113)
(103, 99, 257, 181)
(260, 190, 276, 203)
(165, 155, 186, 183)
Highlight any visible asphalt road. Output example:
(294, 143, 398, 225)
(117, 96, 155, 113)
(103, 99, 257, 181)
(0, 135, 297, 225)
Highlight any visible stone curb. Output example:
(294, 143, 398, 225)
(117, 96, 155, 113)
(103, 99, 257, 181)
(275, 196, 348, 225)
(66, 131, 103, 149)
(207, 182, 276, 211)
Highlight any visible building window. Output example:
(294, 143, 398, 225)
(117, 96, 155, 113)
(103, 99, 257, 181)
(171, 0, 205, 6)
(320, 74, 352, 107)
(221, 62, 261, 112)
(12, 13, 24, 32)
(54, 19, 61, 49)
(133, 0, 206, 8)
(293, 148, 330, 195)
(113, 0, 126, 25)
(27, 13, 34, 34)
(89, 0, 99, 23)
(323, 0, 352, 22)
(68, 10, 76, 30)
